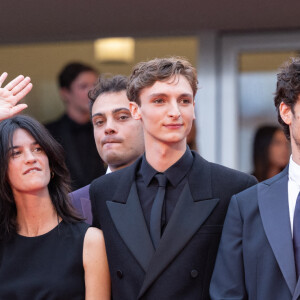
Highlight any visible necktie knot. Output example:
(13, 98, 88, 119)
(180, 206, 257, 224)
(155, 173, 167, 187)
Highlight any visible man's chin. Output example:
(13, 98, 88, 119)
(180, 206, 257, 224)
(103, 152, 123, 165)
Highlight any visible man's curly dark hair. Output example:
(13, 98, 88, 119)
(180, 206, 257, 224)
(274, 57, 300, 140)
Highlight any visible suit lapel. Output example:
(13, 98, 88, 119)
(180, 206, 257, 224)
(258, 168, 296, 295)
(106, 158, 155, 272)
(138, 153, 219, 298)
(293, 279, 300, 300)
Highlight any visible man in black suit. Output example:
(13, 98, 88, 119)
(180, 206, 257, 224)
(90, 57, 257, 299)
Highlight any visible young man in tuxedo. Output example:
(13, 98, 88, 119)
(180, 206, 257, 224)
(210, 58, 300, 300)
(90, 57, 257, 299)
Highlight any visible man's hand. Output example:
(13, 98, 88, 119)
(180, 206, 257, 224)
(0, 72, 33, 121)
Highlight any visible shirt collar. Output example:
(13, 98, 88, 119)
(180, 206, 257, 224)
(140, 146, 193, 187)
(289, 155, 300, 186)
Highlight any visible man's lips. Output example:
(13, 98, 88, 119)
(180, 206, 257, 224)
(101, 138, 123, 145)
(23, 167, 41, 175)
(164, 123, 183, 129)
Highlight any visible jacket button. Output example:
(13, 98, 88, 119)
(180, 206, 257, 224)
(190, 269, 198, 278)
(117, 270, 123, 279)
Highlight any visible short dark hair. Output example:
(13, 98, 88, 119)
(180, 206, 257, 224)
(58, 62, 97, 89)
(274, 57, 300, 140)
(0, 115, 82, 240)
(88, 75, 128, 115)
(127, 57, 198, 105)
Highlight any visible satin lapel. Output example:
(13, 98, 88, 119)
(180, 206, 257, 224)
(106, 181, 155, 272)
(112, 157, 142, 204)
(138, 182, 219, 298)
(258, 172, 296, 295)
(80, 197, 92, 225)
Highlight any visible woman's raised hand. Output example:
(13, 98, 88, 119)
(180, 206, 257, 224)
(0, 72, 33, 121)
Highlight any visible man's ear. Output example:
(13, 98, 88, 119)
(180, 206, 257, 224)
(279, 102, 292, 125)
(60, 88, 71, 104)
(129, 102, 142, 120)
(193, 100, 196, 120)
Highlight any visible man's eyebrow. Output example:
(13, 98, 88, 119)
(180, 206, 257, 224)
(149, 93, 167, 98)
(92, 108, 131, 119)
(149, 93, 193, 98)
(179, 93, 193, 98)
(112, 107, 131, 114)
(91, 112, 104, 119)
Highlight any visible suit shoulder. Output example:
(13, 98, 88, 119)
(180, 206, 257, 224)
(234, 181, 259, 199)
(209, 161, 257, 186)
(70, 184, 90, 199)
(235, 167, 288, 201)
(90, 163, 133, 188)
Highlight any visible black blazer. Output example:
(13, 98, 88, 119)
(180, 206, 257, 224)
(210, 166, 300, 300)
(90, 151, 257, 299)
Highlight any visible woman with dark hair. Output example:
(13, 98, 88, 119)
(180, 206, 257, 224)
(0, 115, 110, 299)
(252, 125, 290, 182)
(0, 72, 110, 299)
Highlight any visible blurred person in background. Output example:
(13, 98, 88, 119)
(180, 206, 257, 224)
(46, 62, 106, 190)
(187, 119, 197, 151)
(252, 125, 290, 182)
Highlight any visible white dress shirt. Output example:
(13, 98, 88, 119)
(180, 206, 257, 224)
(288, 155, 300, 236)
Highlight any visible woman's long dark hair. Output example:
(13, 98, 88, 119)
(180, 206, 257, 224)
(252, 125, 280, 182)
(0, 115, 82, 240)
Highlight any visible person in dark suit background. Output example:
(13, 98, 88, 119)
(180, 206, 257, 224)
(69, 75, 145, 224)
(46, 62, 106, 190)
(210, 58, 300, 300)
(90, 57, 257, 299)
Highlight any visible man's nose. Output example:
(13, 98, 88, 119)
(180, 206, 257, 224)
(104, 119, 117, 135)
(168, 101, 181, 118)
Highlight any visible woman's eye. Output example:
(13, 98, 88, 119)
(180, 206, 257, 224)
(11, 151, 21, 158)
(34, 147, 43, 153)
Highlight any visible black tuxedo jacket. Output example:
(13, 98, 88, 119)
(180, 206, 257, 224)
(90, 152, 257, 299)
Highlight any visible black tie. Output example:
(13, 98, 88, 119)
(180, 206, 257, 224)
(293, 191, 300, 278)
(150, 173, 167, 249)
